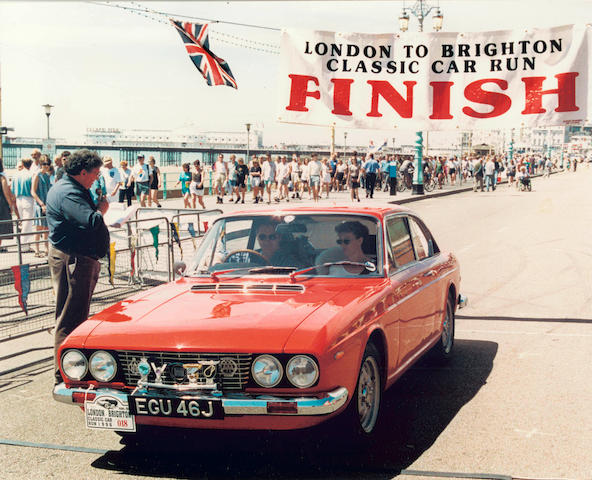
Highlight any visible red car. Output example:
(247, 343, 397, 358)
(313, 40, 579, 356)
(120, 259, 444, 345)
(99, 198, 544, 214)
(54, 206, 466, 437)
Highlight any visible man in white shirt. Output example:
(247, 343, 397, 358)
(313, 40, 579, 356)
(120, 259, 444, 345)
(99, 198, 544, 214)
(101, 156, 121, 203)
(30, 149, 42, 174)
(277, 156, 290, 201)
(308, 153, 322, 202)
(261, 155, 276, 204)
(290, 154, 301, 199)
(213, 154, 227, 204)
(129, 154, 151, 206)
(484, 157, 496, 192)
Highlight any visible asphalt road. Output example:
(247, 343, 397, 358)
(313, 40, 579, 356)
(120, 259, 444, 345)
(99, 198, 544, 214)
(1, 168, 591, 480)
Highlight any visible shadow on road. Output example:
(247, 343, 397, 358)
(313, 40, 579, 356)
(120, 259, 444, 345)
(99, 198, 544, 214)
(91, 339, 497, 479)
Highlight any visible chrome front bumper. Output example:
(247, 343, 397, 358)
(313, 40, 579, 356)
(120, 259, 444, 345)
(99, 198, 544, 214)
(458, 294, 468, 309)
(53, 383, 349, 416)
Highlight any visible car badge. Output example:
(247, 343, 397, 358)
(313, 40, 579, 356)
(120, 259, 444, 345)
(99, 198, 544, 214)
(169, 363, 186, 383)
(219, 358, 238, 377)
(184, 360, 219, 387)
(150, 362, 168, 383)
(137, 357, 151, 383)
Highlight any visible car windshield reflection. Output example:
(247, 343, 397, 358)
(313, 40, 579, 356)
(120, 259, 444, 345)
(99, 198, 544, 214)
(186, 214, 382, 277)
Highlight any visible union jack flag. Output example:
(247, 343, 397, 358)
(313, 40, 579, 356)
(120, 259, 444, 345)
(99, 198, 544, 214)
(171, 19, 237, 89)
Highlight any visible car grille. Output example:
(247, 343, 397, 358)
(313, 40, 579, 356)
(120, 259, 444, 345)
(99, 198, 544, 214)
(117, 351, 252, 391)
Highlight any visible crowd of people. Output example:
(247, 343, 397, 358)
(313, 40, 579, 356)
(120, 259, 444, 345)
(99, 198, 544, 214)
(0, 147, 588, 254)
(0, 150, 164, 254)
(178, 151, 586, 207)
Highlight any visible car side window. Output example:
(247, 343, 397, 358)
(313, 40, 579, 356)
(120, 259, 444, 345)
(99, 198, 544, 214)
(386, 216, 415, 268)
(408, 217, 430, 260)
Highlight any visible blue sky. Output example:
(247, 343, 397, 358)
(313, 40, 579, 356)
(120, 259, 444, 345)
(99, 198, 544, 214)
(0, 1, 590, 147)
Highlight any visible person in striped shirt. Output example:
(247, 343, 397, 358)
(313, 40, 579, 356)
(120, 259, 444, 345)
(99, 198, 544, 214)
(11, 158, 35, 252)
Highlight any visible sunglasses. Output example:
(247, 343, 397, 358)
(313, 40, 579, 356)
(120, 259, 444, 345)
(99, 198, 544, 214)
(258, 234, 278, 241)
(336, 238, 352, 245)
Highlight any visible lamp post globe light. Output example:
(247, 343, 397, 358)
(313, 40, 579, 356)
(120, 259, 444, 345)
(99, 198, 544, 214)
(42, 104, 53, 139)
(398, 1, 443, 194)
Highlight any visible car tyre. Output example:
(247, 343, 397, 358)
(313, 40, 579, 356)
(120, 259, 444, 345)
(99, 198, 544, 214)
(432, 293, 455, 362)
(336, 342, 382, 441)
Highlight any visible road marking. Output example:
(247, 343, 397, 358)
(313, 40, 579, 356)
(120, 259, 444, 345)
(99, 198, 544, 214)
(514, 428, 553, 439)
(517, 352, 542, 359)
(457, 329, 592, 337)
(457, 243, 476, 253)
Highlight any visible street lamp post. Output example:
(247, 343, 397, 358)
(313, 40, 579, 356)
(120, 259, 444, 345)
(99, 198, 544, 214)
(392, 137, 396, 155)
(245, 123, 251, 161)
(343, 131, 348, 158)
(42, 104, 53, 139)
(399, 1, 443, 195)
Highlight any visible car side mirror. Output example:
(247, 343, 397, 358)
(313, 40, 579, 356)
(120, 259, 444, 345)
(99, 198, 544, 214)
(173, 261, 186, 277)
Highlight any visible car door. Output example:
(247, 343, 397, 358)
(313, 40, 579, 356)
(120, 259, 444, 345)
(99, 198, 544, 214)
(385, 215, 435, 368)
(407, 215, 444, 338)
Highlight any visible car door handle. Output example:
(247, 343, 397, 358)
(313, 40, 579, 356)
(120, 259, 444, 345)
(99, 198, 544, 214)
(423, 270, 437, 277)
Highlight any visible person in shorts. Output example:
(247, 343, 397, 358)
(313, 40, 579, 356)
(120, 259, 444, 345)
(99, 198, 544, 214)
(175, 163, 192, 208)
(235, 157, 249, 204)
(128, 154, 150, 206)
(189, 160, 206, 209)
(308, 154, 322, 202)
(213, 154, 227, 204)
(249, 158, 262, 203)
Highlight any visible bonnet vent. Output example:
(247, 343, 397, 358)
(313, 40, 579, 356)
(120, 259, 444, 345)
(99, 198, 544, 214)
(191, 284, 304, 293)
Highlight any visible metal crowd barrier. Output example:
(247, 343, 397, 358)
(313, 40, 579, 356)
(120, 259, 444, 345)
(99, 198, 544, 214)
(0, 207, 221, 341)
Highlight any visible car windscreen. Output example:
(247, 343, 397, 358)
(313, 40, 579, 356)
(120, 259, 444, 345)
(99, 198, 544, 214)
(186, 214, 383, 277)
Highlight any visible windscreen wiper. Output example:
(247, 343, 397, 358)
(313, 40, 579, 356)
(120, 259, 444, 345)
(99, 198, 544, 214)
(289, 261, 376, 280)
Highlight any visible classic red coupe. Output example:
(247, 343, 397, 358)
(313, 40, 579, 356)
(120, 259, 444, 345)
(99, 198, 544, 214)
(54, 206, 466, 437)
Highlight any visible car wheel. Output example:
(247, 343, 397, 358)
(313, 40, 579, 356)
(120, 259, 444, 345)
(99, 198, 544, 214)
(343, 342, 382, 437)
(432, 293, 455, 362)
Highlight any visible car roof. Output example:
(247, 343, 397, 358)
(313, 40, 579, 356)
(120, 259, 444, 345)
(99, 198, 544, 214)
(222, 204, 411, 220)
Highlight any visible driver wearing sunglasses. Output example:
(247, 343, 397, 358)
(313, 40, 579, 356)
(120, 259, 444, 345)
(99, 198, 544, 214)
(329, 221, 372, 275)
(256, 222, 300, 267)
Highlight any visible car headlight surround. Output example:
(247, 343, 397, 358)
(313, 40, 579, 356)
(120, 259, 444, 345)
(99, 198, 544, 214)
(251, 354, 283, 388)
(61, 349, 88, 381)
(286, 355, 319, 388)
(89, 350, 117, 382)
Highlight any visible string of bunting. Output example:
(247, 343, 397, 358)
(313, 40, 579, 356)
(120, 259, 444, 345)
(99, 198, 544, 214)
(11, 264, 30, 315)
(89, 1, 280, 54)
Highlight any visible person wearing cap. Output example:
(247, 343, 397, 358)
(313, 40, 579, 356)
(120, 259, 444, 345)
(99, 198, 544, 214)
(128, 154, 151, 206)
(100, 156, 121, 203)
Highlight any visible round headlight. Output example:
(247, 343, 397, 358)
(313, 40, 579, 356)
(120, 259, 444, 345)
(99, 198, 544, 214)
(286, 355, 319, 388)
(61, 349, 88, 381)
(251, 355, 283, 388)
(89, 351, 117, 382)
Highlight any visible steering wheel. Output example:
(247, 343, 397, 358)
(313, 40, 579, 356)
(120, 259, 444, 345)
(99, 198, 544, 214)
(222, 249, 268, 265)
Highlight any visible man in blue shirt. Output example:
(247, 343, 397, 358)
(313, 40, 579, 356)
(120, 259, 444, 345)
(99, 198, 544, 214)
(362, 154, 380, 199)
(46, 149, 110, 384)
(388, 156, 398, 195)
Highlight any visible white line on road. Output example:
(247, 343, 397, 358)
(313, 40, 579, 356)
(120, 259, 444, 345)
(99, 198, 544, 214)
(457, 329, 592, 337)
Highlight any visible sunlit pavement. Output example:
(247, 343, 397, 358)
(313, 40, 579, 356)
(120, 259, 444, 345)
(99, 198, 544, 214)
(1, 168, 591, 480)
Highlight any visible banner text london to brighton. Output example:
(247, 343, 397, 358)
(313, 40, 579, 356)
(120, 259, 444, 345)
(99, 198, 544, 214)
(277, 25, 591, 130)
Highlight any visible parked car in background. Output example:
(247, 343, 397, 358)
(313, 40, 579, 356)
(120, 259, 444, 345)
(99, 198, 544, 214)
(54, 206, 467, 439)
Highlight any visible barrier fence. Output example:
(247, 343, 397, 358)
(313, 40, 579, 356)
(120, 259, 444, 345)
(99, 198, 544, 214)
(0, 208, 222, 341)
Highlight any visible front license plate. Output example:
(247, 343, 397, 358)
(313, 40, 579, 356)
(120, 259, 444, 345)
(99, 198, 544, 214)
(129, 395, 224, 420)
(85, 394, 136, 432)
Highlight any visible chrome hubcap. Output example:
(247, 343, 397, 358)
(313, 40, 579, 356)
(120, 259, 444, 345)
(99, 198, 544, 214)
(441, 303, 453, 353)
(357, 356, 380, 433)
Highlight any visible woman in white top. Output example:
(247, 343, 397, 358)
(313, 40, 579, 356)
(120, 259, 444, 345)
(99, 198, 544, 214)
(328, 221, 372, 276)
(118, 161, 133, 206)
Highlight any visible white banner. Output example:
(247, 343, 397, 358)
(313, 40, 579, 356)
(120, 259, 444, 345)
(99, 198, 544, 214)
(278, 25, 591, 131)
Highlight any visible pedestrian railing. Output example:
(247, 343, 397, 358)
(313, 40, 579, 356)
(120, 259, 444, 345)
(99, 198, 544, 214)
(0, 208, 221, 341)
